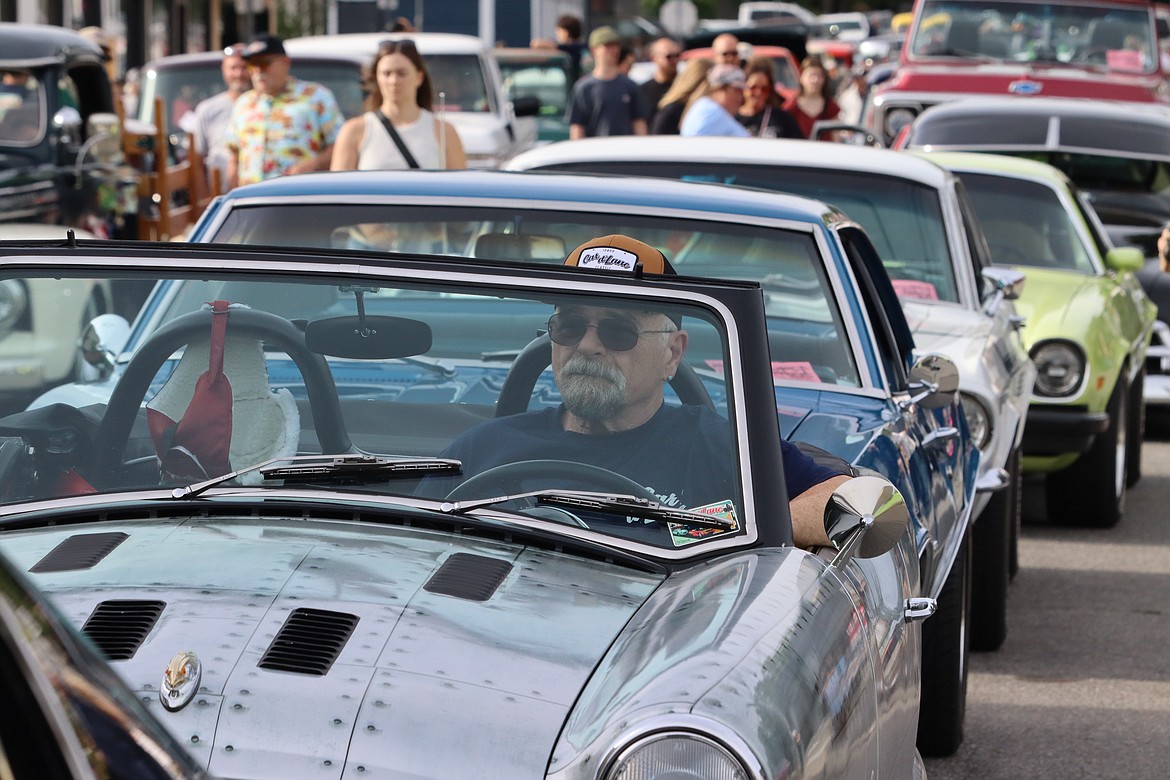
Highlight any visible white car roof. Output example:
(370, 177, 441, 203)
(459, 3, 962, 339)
(285, 32, 486, 58)
(506, 136, 953, 190)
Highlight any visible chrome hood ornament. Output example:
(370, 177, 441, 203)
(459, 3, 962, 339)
(160, 650, 202, 712)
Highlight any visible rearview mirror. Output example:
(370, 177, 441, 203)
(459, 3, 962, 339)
(304, 315, 432, 359)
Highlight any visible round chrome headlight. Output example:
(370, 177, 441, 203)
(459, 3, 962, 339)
(1032, 341, 1084, 397)
(0, 279, 28, 337)
(884, 107, 917, 139)
(960, 392, 992, 449)
(606, 733, 750, 780)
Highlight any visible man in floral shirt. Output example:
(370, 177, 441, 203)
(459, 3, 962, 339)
(225, 34, 342, 188)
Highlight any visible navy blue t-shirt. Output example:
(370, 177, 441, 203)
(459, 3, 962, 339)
(439, 404, 842, 509)
(566, 73, 650, 137)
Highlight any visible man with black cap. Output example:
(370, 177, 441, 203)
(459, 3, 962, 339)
(439, 235, 851, 549)
(223, 33, 343, 188)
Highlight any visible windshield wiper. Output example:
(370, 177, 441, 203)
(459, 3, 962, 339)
(441, 489, 735, 529)
(171, 453, 462, 499)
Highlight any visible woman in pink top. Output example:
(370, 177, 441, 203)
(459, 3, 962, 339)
(782, 55, 839, 139)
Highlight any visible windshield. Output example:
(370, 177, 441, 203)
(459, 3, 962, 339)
(535, 162, 960, 303)
(0, 264, 748, 553)
(427, 54, 493, 113)
(209, 203, 861, 386)
(908, 0, 1158, 73)
(0, 68, 45, 146)
(139, 60, 367, 132)
(498, 56, 570, 116)
(954, 171, 1097, 272)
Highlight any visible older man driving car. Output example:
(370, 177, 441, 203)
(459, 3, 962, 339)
(441, 234, 851, 548)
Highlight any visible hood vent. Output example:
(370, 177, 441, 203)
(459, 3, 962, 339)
(81, 600, 165, 660)
(259, 608, 358, 675)
(30, 532, 129, 573)
(424, 553, 512, 601)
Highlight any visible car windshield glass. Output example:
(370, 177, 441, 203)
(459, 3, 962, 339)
(210, 203, 861, 386)
(427, 54, 491, 113)
(139, 60, 366, 132)
(0, 264, 747, 552)
(955, 171, 1097, 272)
(0, 68, 45, 146)
(908, 0, 1157, 73)
(497, 57, 570, 116)
(537, 161, 960, 304)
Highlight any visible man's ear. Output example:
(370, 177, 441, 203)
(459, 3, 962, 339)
(665, 329, 687, 375)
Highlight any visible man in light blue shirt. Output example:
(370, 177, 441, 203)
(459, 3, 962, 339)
(680, 64, 750, 137)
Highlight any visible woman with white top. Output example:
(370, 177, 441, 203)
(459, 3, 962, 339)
(331, 39, 466, 171)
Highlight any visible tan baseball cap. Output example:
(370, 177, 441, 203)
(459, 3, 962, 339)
(563, 234, 675, 275)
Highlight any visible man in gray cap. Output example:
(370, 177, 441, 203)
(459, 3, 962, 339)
(680, 64, 750, 137)
(566, 26, 650, 139)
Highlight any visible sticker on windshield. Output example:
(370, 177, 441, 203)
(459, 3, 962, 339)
(669, 499, 739, 547)
(706, 359, 821, 383)
(891, 279, 938, 300)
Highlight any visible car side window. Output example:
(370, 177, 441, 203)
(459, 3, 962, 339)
(953, 179, 997, 294)
(839, 225, 913, 390)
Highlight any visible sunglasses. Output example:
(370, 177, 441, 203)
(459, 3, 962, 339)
(547, 314, 674, 352)
(223, 43, 246, 57)
(378, 38, 419, 55)
(717, 50, 739, 59)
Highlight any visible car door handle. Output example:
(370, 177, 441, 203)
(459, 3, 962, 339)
(905, 597, 937, 622)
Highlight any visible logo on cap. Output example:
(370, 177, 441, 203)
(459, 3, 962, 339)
(576, 246, 639, 272)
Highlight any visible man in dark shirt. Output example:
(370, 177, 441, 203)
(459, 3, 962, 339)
(640, 37, 681, 127)
(567, 27, 650, 138)
(441, 235, 850, 548)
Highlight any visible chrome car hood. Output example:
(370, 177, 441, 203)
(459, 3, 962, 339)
(0, 512, 666, 779)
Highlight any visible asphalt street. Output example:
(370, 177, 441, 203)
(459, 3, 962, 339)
(924, 417, 1170, 779)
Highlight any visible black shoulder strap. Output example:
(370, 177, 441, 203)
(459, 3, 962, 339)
(374, 111, 420, 169)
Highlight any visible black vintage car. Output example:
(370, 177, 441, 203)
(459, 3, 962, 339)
(0, 23, 119, 231)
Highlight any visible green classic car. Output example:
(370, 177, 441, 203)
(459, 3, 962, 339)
(923, 152, 1156, 527)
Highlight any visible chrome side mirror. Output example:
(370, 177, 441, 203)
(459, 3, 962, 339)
(76, 314, 130, 382)
(53, 106, 83, 147)
(906, 353, 960, 410)
(982, 266, 1026, 306)
(824, 475, 909, 564)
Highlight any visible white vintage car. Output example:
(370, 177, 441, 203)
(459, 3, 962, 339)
(507, 137, 1037, 655)
(0, 225, 111, 411)
(0, 238, 939, 778)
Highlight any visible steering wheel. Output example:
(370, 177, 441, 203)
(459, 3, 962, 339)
(987, 241, 1031, 265)
(444, 458, 655, 502)
(494, 334, 715, 418)
(91, 307, 351, 487)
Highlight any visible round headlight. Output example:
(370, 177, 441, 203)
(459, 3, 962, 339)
(1032, 341, 1084, 397)
(606, 733, 749, 780)
(884, 107, 917, 139)
(0, 279, 28, 336)
(960, 392, 992, 449)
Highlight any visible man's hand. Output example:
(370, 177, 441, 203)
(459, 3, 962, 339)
(789, 474, 852, 549)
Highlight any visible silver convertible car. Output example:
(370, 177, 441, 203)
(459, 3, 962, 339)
(0, 240, 935, 778)
(185, 169, 980, 758)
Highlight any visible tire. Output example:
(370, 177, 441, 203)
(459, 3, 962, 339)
(970, 447, 1018, 652)
(1046, 377, 1127, 528)
(917, 531, 971, 758)
(1126, 368, 1144, 488)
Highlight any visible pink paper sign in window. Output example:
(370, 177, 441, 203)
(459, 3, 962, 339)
(891, 278, 939, 300)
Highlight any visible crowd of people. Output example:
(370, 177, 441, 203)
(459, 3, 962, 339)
(176, 16, 870, 193)
(558, 23, 865, 141)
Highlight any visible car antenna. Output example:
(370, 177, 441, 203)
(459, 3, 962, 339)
(66, 228, 77, 248)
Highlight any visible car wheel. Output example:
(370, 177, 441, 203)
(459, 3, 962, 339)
(917, 530, 970, 758)
(1126, 368, 1144, 488)
(970, 447, 1017, 652)
(1046, 377, 1127, 527)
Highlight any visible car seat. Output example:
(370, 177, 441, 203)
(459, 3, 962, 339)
(146, 301, 300, 484)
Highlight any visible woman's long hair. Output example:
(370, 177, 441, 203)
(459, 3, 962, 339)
(744, 55, 783, 110)
(798, 54, 833, 101)
(364, 38, 434, 112)
(659, 57, 713, 109)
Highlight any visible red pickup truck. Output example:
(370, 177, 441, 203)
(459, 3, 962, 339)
(866, 0, 1170, 144)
